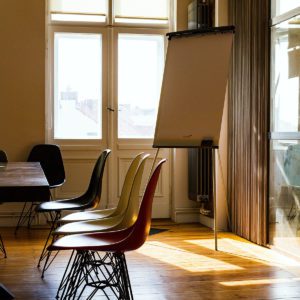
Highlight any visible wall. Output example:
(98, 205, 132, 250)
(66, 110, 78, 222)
(0, 0, 45, 225)
(0, 0, 45, 161)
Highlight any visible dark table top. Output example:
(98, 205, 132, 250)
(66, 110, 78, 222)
(0, 162, 50, 202)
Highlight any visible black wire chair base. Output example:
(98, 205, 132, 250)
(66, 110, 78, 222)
(56, 250, 134, 300)
(15, 202, 39, 234)
(15, 192, 54, 234)
(0, 234, 7, 258)
(37, 210, 61, 278)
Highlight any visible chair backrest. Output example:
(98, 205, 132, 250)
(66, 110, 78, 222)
(0, 150, 8, 163)
(28, 144, 65, 188)
(112, 153, 147, 217)
(116, 154, 150, 229)
(117, 159, 166, 252)
(78, 149, 111, 210)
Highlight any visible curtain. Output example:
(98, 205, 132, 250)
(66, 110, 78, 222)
(227, 0, 269, 245)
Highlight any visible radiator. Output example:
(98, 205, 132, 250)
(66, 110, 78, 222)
(188, 147, 214, 217)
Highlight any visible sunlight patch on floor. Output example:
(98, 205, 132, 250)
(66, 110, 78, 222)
(137, 241, 244, 272)
(185, 238, 300, 267)
(219, 277, 300, 286)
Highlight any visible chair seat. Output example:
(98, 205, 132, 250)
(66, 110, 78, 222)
(59, 207, 116, 224)
(49, 228, 132, 251)
(36, 200, 85, 212)
(54, 214, 124, 235)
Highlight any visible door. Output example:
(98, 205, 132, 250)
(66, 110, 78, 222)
(107, 28, 171, 218)
(269, 3, 300, 257)
(46, 0, 173, 218)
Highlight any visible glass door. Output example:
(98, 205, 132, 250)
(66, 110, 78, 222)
(107, 28, 171, 218)
(47, 0, 173, 217)
(269, 4, 300, 257)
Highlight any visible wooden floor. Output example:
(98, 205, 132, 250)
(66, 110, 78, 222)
(1, 222, 300, 299)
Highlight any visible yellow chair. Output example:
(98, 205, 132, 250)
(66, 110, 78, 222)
(59, 152, 146, 224)
(54, 153, 150, 235)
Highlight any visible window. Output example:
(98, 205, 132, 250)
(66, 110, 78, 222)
(48, 0, 173, 142)
(54, 33, 102, 139)
(118, 34, 164, 138)
(49, 0, 108, 23)
(272, 0, 300, 18)
(114, 0, 169, 24)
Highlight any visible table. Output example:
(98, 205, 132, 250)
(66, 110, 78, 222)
(0, 162, 50, 299)
(0, 162, 50, 202)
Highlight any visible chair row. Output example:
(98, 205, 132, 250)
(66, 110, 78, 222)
(34, 148, 165, 299)
(0, 146, 165, 299)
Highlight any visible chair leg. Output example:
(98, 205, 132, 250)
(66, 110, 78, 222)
(16, 190, 53, 234)
(37, 211, 61, 273)
(41, 247, 60, 279)
(56, 250, 75, 299)
(120, 254, 134, 299)
(57, 250, 90, 299)
(15, 202, 38, 234)
(0, 234, 7, 258)
(27, 202, 37, 228)
(15, 202, 28, 234)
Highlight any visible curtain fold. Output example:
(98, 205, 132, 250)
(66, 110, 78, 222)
(228, 0, 269, 245)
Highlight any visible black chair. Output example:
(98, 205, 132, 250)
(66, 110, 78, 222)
(0, 150, 8, 163)
(35, 149, 111, 278)
(0, 149, 8, 258)
(15, 144, 66, 233)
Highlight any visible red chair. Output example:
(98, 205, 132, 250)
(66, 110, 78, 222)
(49, 159, 166, 300)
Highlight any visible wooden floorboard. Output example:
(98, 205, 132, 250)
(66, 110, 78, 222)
(1, 222, 300, 299)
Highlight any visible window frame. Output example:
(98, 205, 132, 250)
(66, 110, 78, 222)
(46, 25, 109, 148)
(46, 0, 176, 147)
(112, 27, 169, 145)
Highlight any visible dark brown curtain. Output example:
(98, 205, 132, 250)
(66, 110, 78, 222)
(228, 0, 270, 245)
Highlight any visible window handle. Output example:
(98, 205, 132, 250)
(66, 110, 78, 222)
(107, 107, 115, 112)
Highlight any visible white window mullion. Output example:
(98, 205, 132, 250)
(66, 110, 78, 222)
(47, 0, 174, 144)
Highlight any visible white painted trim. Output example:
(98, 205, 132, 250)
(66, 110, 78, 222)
(0, 210, 40, 227)
(199, 214, 214, 229)
(173, 208, 200, 223)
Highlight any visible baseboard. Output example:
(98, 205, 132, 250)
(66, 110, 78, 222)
(173, 208, 200, 223)
(199, 214, 214, 229)
(0, 211, 45, 227)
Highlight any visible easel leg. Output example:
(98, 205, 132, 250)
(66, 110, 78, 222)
(212, 148, 218, 251)
(150, 148, 160, 176)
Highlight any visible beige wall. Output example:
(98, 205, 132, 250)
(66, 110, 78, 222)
(0, 0, 45, 161)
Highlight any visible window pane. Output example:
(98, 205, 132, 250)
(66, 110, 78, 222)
(114, 0, 169, 20)
(51, 14, 106, 23)
(50, 0, 107, 14)
(269, 140, 300, 258)
(54, 33, 102, 139)
(272, 0, 299, 17)
(118, 34, 164, 138)
(270, 19, 300, 132)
